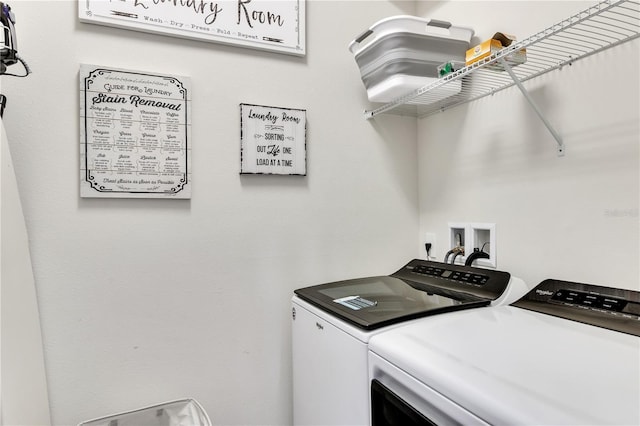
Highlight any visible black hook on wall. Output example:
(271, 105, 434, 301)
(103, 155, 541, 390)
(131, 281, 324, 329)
(0, 94, 6, 118)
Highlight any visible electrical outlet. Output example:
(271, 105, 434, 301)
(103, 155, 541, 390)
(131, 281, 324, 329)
(424, 232, 436, 260)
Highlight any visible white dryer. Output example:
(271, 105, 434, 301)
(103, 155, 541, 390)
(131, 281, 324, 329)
(291, 259, 528, 426)
(368, 278, 640, 425)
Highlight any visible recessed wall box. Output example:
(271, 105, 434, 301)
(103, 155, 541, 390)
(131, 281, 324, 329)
(349, 16, 474, 103)
(447, 223, 467, 265)
(469, 223, 496, 268)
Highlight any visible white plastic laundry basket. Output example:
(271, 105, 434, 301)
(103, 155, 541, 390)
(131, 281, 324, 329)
(349, 16, 474, 103)
(77, 398, 211, 426)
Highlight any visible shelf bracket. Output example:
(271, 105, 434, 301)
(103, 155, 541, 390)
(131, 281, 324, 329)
(499, 58, 565, 156)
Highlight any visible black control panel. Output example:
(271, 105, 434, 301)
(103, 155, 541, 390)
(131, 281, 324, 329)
(512, 279, 640, 336)
(392, 259, 511, 301)
(551, 289, 630, 312)
(412, 263, 490, 286)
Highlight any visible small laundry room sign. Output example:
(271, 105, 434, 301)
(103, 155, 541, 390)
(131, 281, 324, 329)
(240, 104, 306, 175)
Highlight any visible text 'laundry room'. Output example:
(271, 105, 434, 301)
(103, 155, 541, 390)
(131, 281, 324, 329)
(1, 0, 638, 425)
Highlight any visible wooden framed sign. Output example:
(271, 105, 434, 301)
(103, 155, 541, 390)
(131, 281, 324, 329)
(79, 0, 305, 56)
(240, 104, 306, 175)
(79, 64, 192, 198)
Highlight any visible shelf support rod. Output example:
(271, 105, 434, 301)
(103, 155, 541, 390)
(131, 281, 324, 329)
(499, 58, 565, 156)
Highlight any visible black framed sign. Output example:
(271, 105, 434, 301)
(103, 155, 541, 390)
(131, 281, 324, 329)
(79, 0, 305, 56)
(240, 103, 306, 175)
(79, 64, 192, 198)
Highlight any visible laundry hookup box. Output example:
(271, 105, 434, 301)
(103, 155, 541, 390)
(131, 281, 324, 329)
(349, 16, 474, 104)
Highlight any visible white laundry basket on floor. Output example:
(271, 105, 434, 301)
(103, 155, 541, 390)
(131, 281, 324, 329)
(77, 398, 211, 426)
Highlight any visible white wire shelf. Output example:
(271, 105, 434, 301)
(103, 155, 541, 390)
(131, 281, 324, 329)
(363, 0, 640, 120)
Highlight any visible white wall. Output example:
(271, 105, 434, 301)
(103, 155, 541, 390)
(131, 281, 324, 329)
(0, 1, 418, 425)
(415, 1, 639, 289)
(1, 120, 51, 425)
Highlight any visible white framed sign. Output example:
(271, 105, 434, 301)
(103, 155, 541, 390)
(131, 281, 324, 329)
(79, 0, 305, 56)
(79, 64, 192, 198)
(240, 103, 306, 176)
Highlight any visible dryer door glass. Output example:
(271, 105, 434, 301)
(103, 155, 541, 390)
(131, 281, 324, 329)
(371, 379, 436, 426)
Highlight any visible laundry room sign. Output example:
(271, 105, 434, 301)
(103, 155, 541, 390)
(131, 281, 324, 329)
(78, 0, 305, 56)
(240, 104, 306, 175)
(79, 64, 192, 198)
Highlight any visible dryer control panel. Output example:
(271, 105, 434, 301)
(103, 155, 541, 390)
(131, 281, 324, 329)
(512, 279, 640, 336)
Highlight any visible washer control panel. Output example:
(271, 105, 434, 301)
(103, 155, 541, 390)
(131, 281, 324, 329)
(412, 263, 490, 286)
(513, 279, 640, 336)
(392, 259, 511, 302)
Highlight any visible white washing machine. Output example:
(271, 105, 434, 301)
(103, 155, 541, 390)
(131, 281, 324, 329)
(291, 259, 528, 426)
(368, 278, 640, 425)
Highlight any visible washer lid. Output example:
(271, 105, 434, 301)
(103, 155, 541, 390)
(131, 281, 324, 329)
(294, 260, 513, 330)
(295, 275, 488, 330)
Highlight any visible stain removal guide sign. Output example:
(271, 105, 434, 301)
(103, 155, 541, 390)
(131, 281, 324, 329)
(80, 64, 192, 198)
